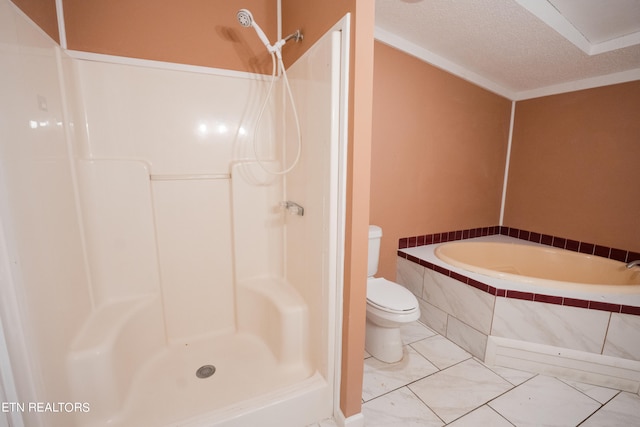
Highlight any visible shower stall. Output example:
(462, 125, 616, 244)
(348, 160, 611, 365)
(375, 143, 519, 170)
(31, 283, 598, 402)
(0, 1, 350, 425)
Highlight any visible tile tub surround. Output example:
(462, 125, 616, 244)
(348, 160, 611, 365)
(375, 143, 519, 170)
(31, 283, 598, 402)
(396, 235, 640, 392)
(398, 235, 640, 310)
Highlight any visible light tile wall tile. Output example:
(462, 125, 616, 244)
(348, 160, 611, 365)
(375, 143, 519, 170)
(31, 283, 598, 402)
(418, 299, 447, 336)
(603, 313, 640, 362)
(446, 316, 488, 359)
(492, 298, 610, 354)
(423, 269, 494, 334)
(396, 256, 424, 297)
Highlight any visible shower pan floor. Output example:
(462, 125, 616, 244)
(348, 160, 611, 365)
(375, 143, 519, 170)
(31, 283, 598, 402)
(92, 331, 313, 427)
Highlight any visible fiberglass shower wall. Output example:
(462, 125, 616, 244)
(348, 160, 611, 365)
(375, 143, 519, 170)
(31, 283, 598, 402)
(1, 0, 345, 422)
(71, 60, 282, 341)
(0, 2, 92, 426)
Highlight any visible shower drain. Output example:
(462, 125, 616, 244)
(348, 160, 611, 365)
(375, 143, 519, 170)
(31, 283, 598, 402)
(196, 364, 216, 379)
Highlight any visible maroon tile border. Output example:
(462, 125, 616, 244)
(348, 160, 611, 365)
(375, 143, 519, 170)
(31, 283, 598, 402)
(398, 226, 500, 249)
(399, 226, 640, 264)
(397, 250, 640, 315)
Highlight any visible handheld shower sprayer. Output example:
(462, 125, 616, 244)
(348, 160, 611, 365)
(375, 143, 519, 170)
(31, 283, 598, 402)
(235, 8, 304, 175)
(236, 9, 272, 51)
(236, 8, 303, 58)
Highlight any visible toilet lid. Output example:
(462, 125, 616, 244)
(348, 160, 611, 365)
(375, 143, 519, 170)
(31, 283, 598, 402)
(367, 278, 419, 313)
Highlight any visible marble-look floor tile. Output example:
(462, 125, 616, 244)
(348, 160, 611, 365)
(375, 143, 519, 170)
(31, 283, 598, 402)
(317, 418, 339, 427)
(560, 378, 620, 404)
(409, 358, 513, 423)
(447, 405, 513, 427)
(411, 334, 471, 369)
(306, 418, 338, 427)
(580, 392, 640, 427)
(362, 387, 444, 427)
(362, 346, 439, 401)
(489, 375, 601, 426)
(401, 321, 436, 345)
(483, 363, 536, 386)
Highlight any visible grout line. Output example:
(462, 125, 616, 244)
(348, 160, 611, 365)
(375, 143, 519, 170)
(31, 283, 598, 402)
(405, 385, 447, 425)
(366, 322, 636, 426)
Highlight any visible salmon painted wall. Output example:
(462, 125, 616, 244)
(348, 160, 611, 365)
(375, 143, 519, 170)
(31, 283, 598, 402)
(283, 0, 374, 418)
(62, 0, 277, 74)
(504, 81, 640, 253)
(370, 42, 512, 281)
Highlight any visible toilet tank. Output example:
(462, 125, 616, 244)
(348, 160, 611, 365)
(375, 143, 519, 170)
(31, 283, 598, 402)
(368, 225, 383, 277)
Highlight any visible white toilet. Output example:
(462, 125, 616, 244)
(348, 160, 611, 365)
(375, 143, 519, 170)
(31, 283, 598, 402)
(366, 225, 420, 363)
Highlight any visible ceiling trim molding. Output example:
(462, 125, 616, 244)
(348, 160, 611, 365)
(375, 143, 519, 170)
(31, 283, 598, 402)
(375, 26, 640, 102)
(374, 27, 517, 100)
(515, 0, 640, 55)
(513, 68, 640, 100)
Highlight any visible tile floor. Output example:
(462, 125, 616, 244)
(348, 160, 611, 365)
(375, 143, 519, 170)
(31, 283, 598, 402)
(309, 321, 640, 426)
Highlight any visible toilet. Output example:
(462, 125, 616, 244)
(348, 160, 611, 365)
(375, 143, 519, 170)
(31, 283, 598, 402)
(366, 225, 420, 363)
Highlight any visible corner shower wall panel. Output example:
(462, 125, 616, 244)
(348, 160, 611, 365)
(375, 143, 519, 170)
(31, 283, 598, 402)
(282, 29, 341, 377)
(230, 162, 312, 370)
(0, 3, 92, 425)
(77, 160, 161, 304)
(151, 178, 235, 342)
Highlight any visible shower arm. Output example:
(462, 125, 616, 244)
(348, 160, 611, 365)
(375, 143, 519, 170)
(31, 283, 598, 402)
(271, 30, 304, 58)
(283, 30, 303, 43)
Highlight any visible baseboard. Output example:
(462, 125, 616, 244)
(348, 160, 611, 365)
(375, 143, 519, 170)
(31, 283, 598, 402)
(335, 409, 364, 427)
(485, 336, 640, 393)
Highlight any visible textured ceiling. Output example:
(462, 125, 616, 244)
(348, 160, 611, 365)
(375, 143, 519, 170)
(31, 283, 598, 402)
(375, 0, 640, 99)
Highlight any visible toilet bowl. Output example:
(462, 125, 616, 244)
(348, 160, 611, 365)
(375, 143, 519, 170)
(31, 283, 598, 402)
(366, 226, 420, 363)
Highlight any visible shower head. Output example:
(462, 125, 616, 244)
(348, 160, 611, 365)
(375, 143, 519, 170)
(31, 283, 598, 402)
(236, 8, 272, 50)
(236, 9, 253, 28)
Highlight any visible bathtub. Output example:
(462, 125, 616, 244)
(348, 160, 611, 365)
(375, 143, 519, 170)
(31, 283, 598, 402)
(435, 240, 640, 293)
(398, 235, 640, 393)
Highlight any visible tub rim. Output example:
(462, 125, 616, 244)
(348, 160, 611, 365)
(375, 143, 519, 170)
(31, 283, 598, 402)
(399, 235, 640, 308)
(434, 240, 640, 292)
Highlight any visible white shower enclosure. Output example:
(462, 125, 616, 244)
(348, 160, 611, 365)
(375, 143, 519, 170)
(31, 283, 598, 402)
(0, 1, 350, 425)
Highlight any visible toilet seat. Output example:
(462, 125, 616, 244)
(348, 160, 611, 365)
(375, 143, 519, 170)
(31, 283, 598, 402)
(366, 278, 419, 314)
